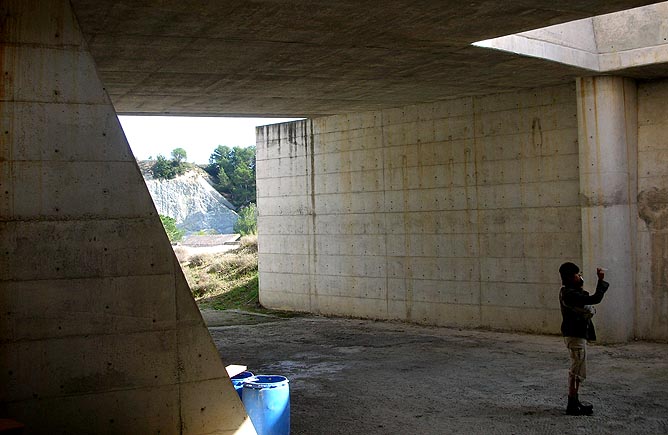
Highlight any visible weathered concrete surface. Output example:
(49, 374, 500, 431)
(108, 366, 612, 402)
(210, 314, 668, 435)
(594, 2, 668, 53)
(257, 85, 581, 337)
(66, 0, 662, 116)
(256, 78, 668, 342)
(576, 76, 638, 342)
(0, 1, 254, 433)
(636, 79, 668, 341)
(4, 0, 667, 432)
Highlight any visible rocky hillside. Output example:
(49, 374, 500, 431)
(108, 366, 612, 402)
(139, 161, 238, 235)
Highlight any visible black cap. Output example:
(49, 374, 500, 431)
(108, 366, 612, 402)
(559, 262, 580, 285)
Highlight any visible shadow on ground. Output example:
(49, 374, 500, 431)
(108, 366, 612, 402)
(206, 312, 668, 435)
(200, 308, 283, 326)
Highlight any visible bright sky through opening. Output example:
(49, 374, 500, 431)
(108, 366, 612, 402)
(119, 116, 300, 164)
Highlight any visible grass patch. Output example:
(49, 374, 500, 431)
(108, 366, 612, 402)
(203, 273, 260, 311)
(182, 235, 292, 316)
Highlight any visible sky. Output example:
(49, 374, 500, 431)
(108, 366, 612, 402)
(119, 116, 300, 164)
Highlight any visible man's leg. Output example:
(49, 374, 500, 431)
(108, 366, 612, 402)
(565, 338, 593, 415)
(568, 374, 580, 397)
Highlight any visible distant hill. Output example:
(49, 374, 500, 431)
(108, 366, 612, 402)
(139, 161, 238, 235)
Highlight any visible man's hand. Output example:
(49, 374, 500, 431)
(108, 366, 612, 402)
(596, 268, 605, 281)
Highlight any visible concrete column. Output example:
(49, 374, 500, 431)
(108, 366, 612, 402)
(0, 1, 254, 433)
(576, 76, 638, 342)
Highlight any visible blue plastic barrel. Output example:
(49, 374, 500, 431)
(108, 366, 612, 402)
(242, 375, 290, 435)
(231, 371, 254, 398)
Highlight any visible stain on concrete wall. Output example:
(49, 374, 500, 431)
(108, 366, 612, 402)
(638, 188, 668, 338)
(638, 188, 668, 230)
(636, 79, 668, 341)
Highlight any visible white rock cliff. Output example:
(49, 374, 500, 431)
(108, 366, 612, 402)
(141, 165, 238, 235)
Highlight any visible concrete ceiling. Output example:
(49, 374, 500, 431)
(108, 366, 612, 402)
(70, 0, 667, 117)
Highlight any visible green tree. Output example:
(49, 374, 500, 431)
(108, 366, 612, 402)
(207, 145, 256, 208)
(160, 215, 184, 243)
(233, 203, 257, 236)
(152, 155, 176, 179)
(171, 147, 187, 163)
(152, 150, 189, 180)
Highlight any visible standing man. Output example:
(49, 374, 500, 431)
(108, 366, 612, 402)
(558, 262, 609, 416)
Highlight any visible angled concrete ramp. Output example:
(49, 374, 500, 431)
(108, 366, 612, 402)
(0, 1, 255, 433)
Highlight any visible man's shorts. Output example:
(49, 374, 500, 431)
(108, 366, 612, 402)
(564, 337, 587, 381)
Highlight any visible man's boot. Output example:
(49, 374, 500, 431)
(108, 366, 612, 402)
(566, 395, 593, 416)
(578, 397, 594, 415)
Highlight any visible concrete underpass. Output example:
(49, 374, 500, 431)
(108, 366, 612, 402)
(2, 0, 668, 433)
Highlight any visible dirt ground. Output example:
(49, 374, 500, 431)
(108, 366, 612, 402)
(203, 310, 668, 435)
(172, 243, 239, 263)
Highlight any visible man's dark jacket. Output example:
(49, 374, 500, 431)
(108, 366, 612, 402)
(559, 279, 609, 341)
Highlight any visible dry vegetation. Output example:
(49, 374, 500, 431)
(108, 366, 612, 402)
(181, 235, 263, 311)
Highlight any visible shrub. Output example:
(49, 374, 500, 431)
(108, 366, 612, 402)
(234, 203, 257, 235)
(188, 254, 211, 268)
(173, 246, 189, 263)
(207, 252, 256, 277)
(152, 152, 189, 180)
(238, 235, 258, 254)
(160, 215, 184, 243)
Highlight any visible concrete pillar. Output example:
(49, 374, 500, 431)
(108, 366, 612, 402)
(576, 76, 638, 342)
(0, 1, 255, 433)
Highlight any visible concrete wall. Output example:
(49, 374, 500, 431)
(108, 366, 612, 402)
(257, 85, 581, 335)
(258, 79, 668, 342)
(0, 1, 255, 433)
(637, 78, 668, 341)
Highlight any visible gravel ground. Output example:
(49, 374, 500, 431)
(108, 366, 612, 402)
(204, 311, 668, 435)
